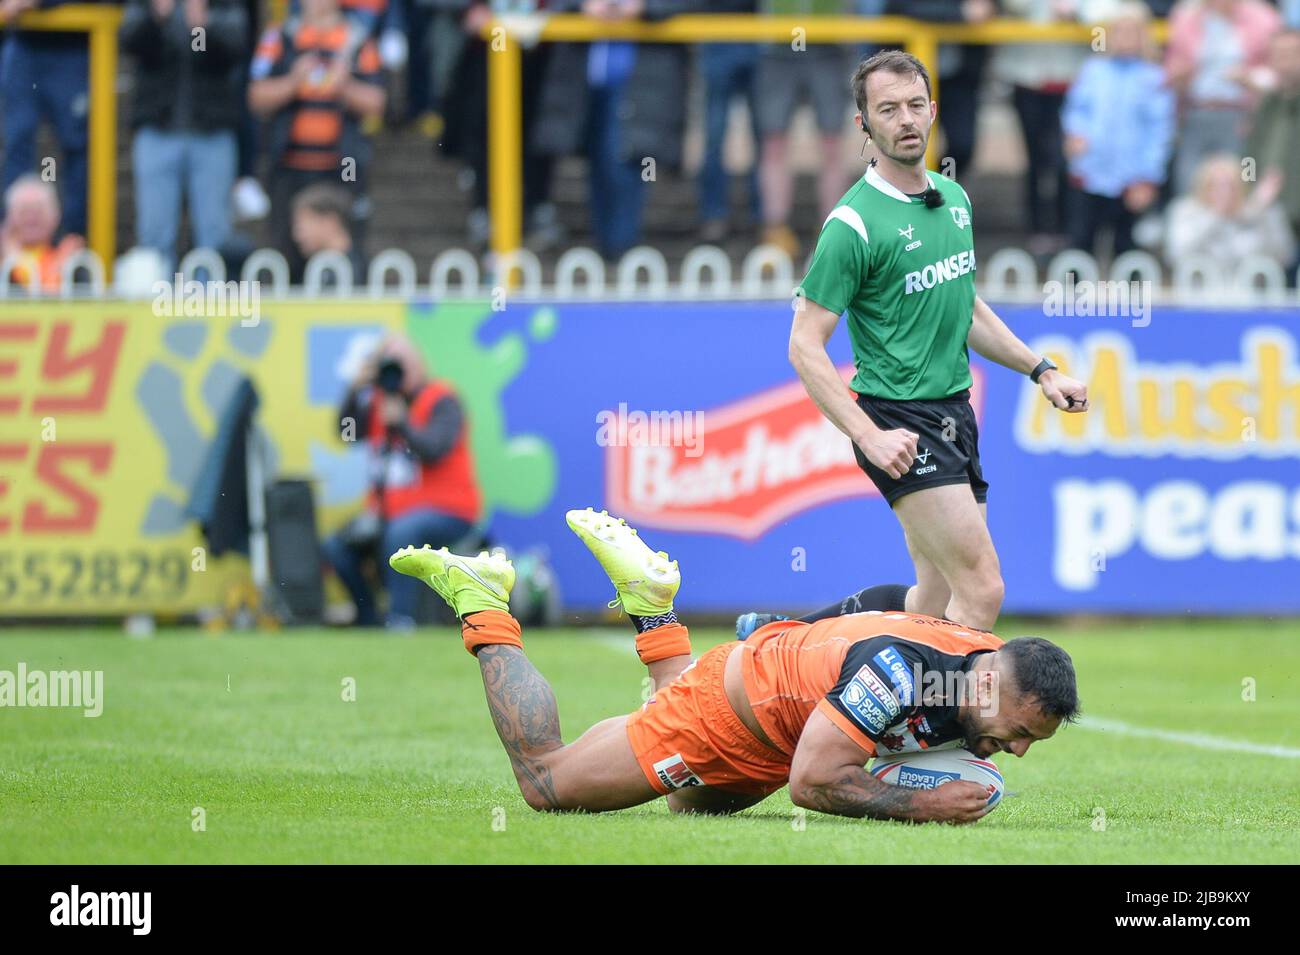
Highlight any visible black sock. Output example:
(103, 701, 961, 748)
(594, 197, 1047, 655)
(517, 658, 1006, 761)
(630, 609, 678, 634)
(798, 583, 910, 624)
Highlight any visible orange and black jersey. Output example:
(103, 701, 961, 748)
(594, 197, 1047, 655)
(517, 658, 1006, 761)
(740, 611, 1004, 758)
(250, 21, 383, 171)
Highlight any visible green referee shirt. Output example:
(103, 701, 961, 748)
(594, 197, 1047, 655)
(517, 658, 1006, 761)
(799, 164, 977, 401)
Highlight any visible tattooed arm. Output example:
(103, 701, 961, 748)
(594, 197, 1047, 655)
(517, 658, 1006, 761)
(789, 710, 990, 824)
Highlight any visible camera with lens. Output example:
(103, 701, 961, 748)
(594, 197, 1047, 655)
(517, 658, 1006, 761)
(375, 358, 405, 394)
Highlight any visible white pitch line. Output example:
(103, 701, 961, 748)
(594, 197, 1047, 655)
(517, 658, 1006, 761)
(591, 631, 642, 659)
(1079, 716, 1300, 759)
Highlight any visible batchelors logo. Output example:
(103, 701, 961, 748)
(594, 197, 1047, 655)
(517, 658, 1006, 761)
(604, 366, 984, 539)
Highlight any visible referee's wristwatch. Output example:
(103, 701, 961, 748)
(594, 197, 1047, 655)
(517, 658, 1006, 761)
(1029, 357, 1058, 384)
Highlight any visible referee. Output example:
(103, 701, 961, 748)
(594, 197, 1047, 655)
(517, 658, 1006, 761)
(788, 50, 1089, 631)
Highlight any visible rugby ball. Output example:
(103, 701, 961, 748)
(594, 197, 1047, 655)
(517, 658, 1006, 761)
(870, 748, 1004, 810)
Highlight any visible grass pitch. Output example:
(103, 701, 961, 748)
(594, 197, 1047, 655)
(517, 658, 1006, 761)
(1, 619, 1297, 864)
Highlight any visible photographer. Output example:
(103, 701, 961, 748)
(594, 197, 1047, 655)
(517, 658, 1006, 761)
(322, 333, 482, 629)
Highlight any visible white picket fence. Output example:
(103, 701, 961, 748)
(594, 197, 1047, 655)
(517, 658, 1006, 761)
(2, 243, 1297, 304)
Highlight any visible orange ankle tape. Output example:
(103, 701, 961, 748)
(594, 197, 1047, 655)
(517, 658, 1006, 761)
(462, 610, 523, 656)
(635, 622, 692, 664)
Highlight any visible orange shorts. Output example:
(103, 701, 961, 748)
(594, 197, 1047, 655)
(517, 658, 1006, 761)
(625, 641, 792, 798)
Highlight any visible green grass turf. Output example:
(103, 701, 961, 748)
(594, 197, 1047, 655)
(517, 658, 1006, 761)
(1, 619, 1297, 864)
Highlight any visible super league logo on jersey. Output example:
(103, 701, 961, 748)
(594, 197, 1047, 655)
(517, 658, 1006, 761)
(949, 207, 971, 229)
(604, 367, 984, 539)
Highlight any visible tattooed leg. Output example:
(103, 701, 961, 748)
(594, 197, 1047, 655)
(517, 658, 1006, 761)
(475, 645, 565, 811)
(390, 549, 659, 813)
(474, 646, 661, 813)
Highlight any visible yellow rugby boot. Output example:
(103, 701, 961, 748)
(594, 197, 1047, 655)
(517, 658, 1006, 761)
(565, 508, 679, 616)
(388, 545, 514, 617)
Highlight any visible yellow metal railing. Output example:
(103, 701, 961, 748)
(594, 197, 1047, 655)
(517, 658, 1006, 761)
(4, 4, 123, 275)
(0, 10, 1171, 282)
(485, 14, 1168, 261)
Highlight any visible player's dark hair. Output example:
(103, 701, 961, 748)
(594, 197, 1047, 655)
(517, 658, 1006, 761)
(1000, 637, 1081, 725)
(851, 50, 932, 116)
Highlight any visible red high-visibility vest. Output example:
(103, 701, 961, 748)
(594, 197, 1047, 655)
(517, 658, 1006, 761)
(367, 380, 481, 523)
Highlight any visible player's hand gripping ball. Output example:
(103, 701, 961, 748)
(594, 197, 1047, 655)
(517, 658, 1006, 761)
(870, 747, 1004, 811)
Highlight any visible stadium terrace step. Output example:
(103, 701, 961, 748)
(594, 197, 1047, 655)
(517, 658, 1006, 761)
(98, 66, 1030, 281)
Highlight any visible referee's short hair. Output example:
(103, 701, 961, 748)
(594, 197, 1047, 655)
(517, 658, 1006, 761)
(851, 50, 932, 115)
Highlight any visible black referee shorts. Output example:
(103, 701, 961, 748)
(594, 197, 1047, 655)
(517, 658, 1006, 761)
(851, 389, 989, 507)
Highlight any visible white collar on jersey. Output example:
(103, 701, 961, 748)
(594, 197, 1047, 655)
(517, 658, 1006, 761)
(863, 163, 939, 203)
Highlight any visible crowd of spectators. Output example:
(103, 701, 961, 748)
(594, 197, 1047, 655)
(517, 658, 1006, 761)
(1, 0, 1298, 286)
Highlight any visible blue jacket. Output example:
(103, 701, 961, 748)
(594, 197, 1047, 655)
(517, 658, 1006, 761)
(1062, 56, 1174, 198)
